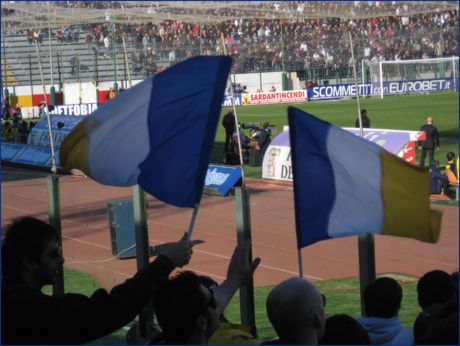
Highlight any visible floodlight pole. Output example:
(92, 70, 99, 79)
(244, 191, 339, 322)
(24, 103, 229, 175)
(349, 29, 376, 315)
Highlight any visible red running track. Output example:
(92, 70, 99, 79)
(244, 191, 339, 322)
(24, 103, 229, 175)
(2, 167, 458, 289)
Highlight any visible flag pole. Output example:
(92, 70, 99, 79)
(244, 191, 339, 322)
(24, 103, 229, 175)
(34, 38, 57, 174)
(348, 28, 376, 314)
(218, 24, 254, 334)
(186, 203, 199, 241)
(297, 248, 304, 278)
(219, 26, 246, 186)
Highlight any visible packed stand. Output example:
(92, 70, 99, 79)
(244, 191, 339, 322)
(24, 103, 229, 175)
(7, 1, 457, 78)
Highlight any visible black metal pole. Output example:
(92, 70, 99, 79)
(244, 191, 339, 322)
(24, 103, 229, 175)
(28, 55, 35, 116)
(56, 52, 62, 92)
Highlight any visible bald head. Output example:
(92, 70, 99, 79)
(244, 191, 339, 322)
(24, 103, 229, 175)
(266, 277, 325, 344)
(427, 117, 433, 124)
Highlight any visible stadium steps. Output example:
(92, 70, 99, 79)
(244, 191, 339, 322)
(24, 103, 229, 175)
(0, 61, 17, 86)
(3, 30, 160, 87)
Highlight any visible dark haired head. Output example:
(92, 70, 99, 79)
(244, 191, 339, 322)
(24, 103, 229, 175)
(363, 277, 402, 318)
(2, 217, 58, 283)
(153, 271, 218, 343)
(446, 152, 456, 162)
(319, 314, 370, 345)
(361, 109, 367, 116)
(417, 270, 454, 310)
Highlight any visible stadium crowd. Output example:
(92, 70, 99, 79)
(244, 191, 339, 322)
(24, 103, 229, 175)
(2, 216, 459, 344)
(82, 7, 458, 76)
(4, 2, 457, 77)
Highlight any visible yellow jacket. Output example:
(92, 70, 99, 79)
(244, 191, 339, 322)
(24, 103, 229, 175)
(209, 322, 261, 345)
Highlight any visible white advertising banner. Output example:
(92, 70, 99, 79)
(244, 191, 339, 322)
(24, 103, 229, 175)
(242, 90, 307, 105)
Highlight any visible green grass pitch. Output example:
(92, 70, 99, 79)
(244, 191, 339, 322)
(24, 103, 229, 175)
(212, 92, 459, 178)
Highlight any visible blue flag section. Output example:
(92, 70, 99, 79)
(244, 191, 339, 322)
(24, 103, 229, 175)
(60, 56, 232, 208)
(138, 57, 232, 207)
(288, 107, 441, 248)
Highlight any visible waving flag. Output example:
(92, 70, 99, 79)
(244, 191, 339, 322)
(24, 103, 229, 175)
(60, 56, 232, 207)
(288, 107, 442, 248)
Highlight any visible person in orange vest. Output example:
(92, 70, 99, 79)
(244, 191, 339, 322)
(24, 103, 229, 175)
(106, 87, 116, 100)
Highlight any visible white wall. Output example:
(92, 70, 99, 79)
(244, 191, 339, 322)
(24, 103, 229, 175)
(232, 71, 283, 93)
(7, 72, 302, 118)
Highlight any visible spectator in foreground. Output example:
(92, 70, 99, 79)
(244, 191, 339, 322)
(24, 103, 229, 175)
(2, 216, 199, 344)
(355, 109, 370, 128)
(150, 275, 261, 345)
(356, 277, 404, 344)
(392, 269, 455, 345)
(413, 300, 458, 345)
(200, 275, 260, 345)
(152, 241, 260, 345)
(319, 314, 370, 345)
(263, 277, 325, 345)
(451, 271, 459, 302)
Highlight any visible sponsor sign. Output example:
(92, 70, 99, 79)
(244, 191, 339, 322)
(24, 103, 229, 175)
(400, 142, 416, 164)
(1, 143, 62, 168)
(262, 131, 292, 181)
(204, 164, 242, 196)
(27, 115, 84, 148)
(242, 90, 307, 105)
(1, 143, 24, 161)
(49, 103, 98, 116)
(310, 78, 456, 99)
(262, 128, 422, 181)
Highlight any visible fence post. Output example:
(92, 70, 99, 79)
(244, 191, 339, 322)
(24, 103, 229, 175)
(234, 186, 257, 337)
(132, 185, 154, 339)
(48, 174, 64, 297)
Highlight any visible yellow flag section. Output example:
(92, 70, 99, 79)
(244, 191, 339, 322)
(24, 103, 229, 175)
(380, 150, 441, 243)
(59, 119, 91, 177)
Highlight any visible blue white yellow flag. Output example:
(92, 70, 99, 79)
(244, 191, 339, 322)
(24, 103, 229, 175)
(60, 56, 232, 207)
(288, 107, 442, 248)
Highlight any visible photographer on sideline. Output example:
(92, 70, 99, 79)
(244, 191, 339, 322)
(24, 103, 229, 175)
(258, 122, 272, 155)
